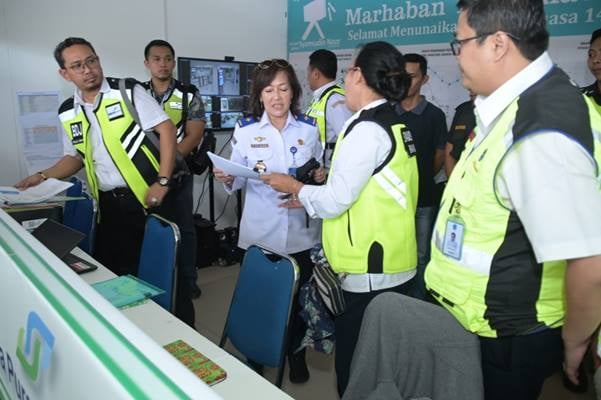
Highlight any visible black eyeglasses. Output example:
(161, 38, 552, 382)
(66, 56, 99, 73)
(255, 59, 290, 70)
(450, 33, 492, 56)
(450, 32, 521, 56)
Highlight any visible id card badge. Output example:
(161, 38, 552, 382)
(442, 217, 465, 260)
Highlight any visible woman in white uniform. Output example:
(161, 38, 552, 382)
(214, 59, 324, 383)
(261, 42, 419, 395)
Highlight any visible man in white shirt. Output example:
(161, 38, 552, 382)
(16, 37, 177, 277)
(424, 1, 601, 399)
(306, 49, 352, 169)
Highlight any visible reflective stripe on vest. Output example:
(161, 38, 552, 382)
(162, 87, 193, 142)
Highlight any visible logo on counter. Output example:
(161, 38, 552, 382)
(16, 311, 55, 381)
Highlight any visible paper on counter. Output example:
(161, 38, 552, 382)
(207, 151, 261, 180)
(0, 178, 74, 205)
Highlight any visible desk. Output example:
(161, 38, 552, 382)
(75, 248, 293, 400)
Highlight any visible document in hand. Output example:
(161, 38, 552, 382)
(0, 178, 73, 205)
(207, 151, 261, 180)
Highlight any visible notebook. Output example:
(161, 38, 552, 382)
(163, 339, 227, 386)
(31, 218, 97, 274)
(91, 275, 164, 309)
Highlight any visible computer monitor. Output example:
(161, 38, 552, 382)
(178, 57, 258, 130)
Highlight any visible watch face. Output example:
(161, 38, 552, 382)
(158, 177, 169, 186)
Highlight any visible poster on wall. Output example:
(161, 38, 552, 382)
(17, 92, 64, 176)
(288, 0, 600, 121)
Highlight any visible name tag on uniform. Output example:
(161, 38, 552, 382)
(105, 103, 124, 121)
(169, 101, 183, 110)
(251, 143, 269, 148)
(442, 218, 465, 260)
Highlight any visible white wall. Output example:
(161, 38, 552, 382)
(1, 0, 287, 227)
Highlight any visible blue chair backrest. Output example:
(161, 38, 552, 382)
(63, 177, 95, 254)
(224, 245, 298, 368)
(137, 214, 180, 312)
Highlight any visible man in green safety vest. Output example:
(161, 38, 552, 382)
(425, 2, 601, 399)
(16, 37, 178, 278)
(305, 49, 351, 170)
(142, 39, 206, 328)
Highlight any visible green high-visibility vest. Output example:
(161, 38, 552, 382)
(426, 67, 601, 338)
(59, 77, 160, 207)
(306, 84, 346, 160)
(144, 80, 196, 142)
(322, 102, 419, 275)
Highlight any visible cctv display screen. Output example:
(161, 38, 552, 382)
(178, 57, 257, 130)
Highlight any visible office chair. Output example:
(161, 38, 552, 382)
(63, 177, 96, 254)
(219, 245, 299, 388)
(137, 214, 180, 313)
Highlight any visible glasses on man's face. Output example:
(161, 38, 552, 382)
(66, 56, 99, 73)
(450, 33, 492, 56)
(255, 59, 290, 70)
(450, 31, 521, 56)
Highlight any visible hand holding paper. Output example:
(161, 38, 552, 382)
(0, 178, 73, 205)
(207, 152, 260, 180)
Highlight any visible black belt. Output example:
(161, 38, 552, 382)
(100, 187, 133, 196)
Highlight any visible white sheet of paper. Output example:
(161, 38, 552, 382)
(207, 151, 261, 180)
(0, 178, 74, 205)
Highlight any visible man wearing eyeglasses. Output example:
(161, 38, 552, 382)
(425, 1, 601, 399)
(16, 37, 178, 278)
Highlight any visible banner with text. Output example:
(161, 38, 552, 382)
(288, 0, 599, 120)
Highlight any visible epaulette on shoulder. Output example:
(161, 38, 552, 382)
(59, 97, 75, 114)
(296, 113, 316, 126)
(237, 116, 258, 128)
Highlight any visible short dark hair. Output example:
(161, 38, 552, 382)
(54, 37, 96, 69)
(591, 28, 601, 45)
(144, 39, 175, 60)
(249, 59, 302, 119)
(457, 0, 549, 61)
(353, 41, 410, 102)
(404, 53, 427, 76)
(309, 49, 338, 80)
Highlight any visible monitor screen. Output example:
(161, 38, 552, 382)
(178, 57, 257, 130)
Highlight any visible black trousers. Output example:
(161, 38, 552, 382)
(94, 183, 196, 328)
(480, 328, 563, 400)
(159, 175, 197, 328)
(335, 278, 415, 397)
(426, 291, 564, 400)
(94, 188, 147, 277)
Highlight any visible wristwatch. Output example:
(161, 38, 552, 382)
(157, 176, 171, 187)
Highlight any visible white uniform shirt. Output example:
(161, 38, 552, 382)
(300, 99, 416, 292)
(62, 78, 169, 190)
(312, 81, 353, 168)
(473, 52, 601, 262)
(226, 111, 323, 254)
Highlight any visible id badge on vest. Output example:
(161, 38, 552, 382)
(442, 216, 465, 260)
